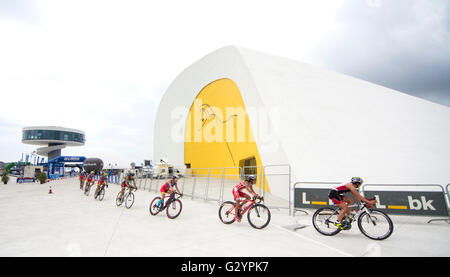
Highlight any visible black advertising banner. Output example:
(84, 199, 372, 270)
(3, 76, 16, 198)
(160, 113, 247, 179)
(294, 188, 449, 216)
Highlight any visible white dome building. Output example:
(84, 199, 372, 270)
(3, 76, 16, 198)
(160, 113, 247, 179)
(154, 46, 450, 201)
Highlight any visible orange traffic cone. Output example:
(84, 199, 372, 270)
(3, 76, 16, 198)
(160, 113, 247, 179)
(48, 186, 53, 194)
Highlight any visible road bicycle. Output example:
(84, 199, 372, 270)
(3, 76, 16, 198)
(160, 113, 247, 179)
(116, 186, 136, 209)
(219, 197, 271, 229)
(84, 181, 94, 196)
(149, 192, 183, 219)
(94, 184, 107, 201)
(312, 198, 394, 240)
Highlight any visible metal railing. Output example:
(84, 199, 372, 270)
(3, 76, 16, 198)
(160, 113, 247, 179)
(292, 181, 342, 216)
(292, 181, 450, 223)
(360, 183, 450, 224)
(124, 165, 292, 214)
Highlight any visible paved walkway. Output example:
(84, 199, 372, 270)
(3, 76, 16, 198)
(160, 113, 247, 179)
(0, 178, 449, 257)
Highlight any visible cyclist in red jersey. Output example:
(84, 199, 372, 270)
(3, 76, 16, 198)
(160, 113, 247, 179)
(94, 172, 109, 199)
(232, 175, 261, 221)
(84, 171, 95, 193)
(328, 177, 376, 229)
(157, 175, 182, 209)
(79, 171, 87, 190)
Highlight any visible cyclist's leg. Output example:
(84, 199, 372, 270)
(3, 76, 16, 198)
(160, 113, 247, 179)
(336, 202, 348, 223)
(94, 183, 100, 195)
(342, 196, 354, 217)
(234, 191, 248, 220)
(119, 182, 126, 199)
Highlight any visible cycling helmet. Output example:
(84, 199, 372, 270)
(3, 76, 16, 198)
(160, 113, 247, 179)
(351, 177, 363, 185)
(172, 175, 179, 180)
(245, 175, 257, 182)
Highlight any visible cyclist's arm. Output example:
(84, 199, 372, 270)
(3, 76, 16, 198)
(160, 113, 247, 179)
(246, 184, 258, 198)
(347, 184, 373, 204)
(174, 184, 182, 194)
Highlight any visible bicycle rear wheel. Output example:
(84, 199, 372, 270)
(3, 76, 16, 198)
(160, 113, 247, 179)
(84, 185, 91, 196)
(247, 204, 271, 229)
(149, 197, 162, 215)
(166, 199, 182, 219)
(312, 207, 341, 236)
(218, 201, 236, 224)
(358, 209, 393, 240)
(125, 192, 135, 209)
(116, 191, 124, 206)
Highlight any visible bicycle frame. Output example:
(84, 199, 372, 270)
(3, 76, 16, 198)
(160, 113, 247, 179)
(334, 199, 376, 223)
(162, 192, 181, 208)
(224, 198, 260, 217)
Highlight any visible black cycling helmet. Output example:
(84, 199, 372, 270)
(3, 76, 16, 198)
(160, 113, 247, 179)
(245, 175, 257, 182)
(172, 175, 179, 180)
(351, 177, 363, 185)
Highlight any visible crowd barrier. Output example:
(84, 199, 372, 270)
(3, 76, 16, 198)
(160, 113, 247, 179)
(293, 181, 450, 223)
(132, 165, 292, 214)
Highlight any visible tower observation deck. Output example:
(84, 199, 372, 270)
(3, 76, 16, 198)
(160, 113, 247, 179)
(22, 126, 85, 160)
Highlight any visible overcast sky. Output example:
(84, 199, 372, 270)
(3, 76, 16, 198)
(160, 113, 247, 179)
(1, 0, 449, 168)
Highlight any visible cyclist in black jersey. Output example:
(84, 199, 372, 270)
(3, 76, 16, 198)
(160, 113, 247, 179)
(328, 177, 376, 229)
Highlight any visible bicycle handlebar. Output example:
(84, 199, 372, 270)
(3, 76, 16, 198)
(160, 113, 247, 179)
(252, 196, 264, 203)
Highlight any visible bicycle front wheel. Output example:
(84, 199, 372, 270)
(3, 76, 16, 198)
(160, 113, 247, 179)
(166, 199, 182, 219)
(84, 185, 91, 196)
(247, 204, 271, 229)
(98, 188, 105, 201)
(358, 209, 393, 240)
(218, 201, 236, 224)
(125, 192, 135, 209)
(312, 207, 341, 236)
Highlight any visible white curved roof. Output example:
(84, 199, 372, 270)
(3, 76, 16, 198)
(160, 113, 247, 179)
(22, 126, 85, 147)
(22, 126, 85, 134)
(154, 46, 450, 198)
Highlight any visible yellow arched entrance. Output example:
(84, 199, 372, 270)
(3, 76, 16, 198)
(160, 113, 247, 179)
(184, 78, 269, 192)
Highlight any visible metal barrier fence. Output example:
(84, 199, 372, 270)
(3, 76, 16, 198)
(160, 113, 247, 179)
(130, 165, 291, 214)
(293, 181, 450, 223)
(262, 164, 291, 215)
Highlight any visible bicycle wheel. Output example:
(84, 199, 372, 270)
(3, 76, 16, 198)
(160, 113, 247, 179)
(218, 201, 236, 224)
(125, 192, 135, 209)
(149, 197, 162, 215)
(247, 204, 271, 229)
(116, 191, 124, 206)
(84, 185, 91, 196)
(98, 187, 105, 201)
(312, 207, 342, 236)
(166, 199, 182, 219)
(358, 209, 393, 240)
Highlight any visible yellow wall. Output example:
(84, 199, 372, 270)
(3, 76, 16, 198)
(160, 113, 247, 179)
(184, 78, 269, 191)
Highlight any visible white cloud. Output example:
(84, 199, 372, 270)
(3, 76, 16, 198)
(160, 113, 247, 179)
(1, 0, 448, 166)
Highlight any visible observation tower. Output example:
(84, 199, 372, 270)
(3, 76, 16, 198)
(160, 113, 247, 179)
(22, 126, 85, 160)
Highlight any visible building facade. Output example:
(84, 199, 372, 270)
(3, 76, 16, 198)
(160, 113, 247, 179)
(154, 46, 450, 200)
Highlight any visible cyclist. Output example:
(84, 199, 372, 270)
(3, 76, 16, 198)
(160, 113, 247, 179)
(157, 175, 182, 210)
(79, 171, 87, 190)
(84, 171, 95, 194)
(232, 175, 262, 222)
(94, 172, 109, 199)
(328, 177, 376, 230)
(118, 171, 137, 201)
